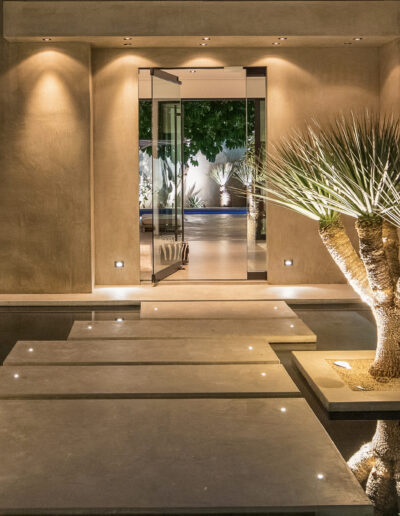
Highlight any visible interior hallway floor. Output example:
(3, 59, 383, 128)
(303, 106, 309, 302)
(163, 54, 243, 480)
(140, 213, 248, 281)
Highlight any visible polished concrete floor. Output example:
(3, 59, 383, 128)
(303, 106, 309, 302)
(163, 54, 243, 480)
(141, 214, 261, 281)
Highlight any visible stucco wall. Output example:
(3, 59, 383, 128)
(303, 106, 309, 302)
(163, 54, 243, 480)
(380, 38, 400, 116)
(0, 2, 92, 293)
(92, 51, 140, 285)
(92, 47, 379, 285)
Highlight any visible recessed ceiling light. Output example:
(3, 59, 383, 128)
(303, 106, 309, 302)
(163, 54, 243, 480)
(124, 37, 132, 40)
(272, 42, 280, 46)
(202, 37, 210, 41)
(278, 37, 287, 40)
(353, 37, 363, 41)
(190, 69, 197, 73)
(200, 43, 207, 46)
(123, 43, 132, 46)
(42, 37, 52, 41)
(284, 259, 293, 267)
(344, 42, 352, 45)
(114, 260, 124, 268)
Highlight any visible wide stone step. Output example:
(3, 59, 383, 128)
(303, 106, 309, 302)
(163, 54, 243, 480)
(0, 398, 372, 514)
(4, 338, 279, 366)
(68, 319, 317, 346)
(0, 364, 299, 399)
(140, 300, 297, 319)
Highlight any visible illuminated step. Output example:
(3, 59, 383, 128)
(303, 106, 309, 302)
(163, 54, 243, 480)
(140, 300, 297, 319)
(0, 398, 371, 514)
(4, 338, 279, 366)
(0, 364, 299, 399)
(68, 318, 317, 345)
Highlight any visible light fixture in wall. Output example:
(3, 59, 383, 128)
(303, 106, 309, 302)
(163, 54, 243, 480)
(115, 317, 124, 322)
(272, 42, 280, 46)
(42, 37, 52, 41)
(202, 37, 210, 41)
(114, 260, 125, 268)
(353, 37, 363, 41)
(278, 37, 287, 40)
(283, 259, 294, 267)
(124, 37, 132, 40)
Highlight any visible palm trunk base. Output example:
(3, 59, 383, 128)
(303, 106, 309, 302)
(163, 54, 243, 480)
(369, 307, 400, 379)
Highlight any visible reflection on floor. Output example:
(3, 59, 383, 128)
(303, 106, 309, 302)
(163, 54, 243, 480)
(140, 213, 252, 281)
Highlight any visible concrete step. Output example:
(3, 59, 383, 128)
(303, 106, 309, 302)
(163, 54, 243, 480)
(0, 398, 372, 514)
(140, 300, 297, 319)
(0, 364, 299, 399)
(68, 319, 317, 347)
(4, 338, 279, 366)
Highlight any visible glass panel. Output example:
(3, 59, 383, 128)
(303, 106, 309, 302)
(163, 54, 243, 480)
(246, 73, 267, 279)
(151, 71, 184, 282)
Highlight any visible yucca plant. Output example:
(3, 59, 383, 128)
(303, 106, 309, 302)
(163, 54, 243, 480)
(255, 112, 400, 379)
(209, 162, 233, 207)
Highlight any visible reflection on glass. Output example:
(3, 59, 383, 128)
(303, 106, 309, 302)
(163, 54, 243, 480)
(151, 72, 184, 282)
(246, 72, 267, 279)
(348, 420, 400, 515)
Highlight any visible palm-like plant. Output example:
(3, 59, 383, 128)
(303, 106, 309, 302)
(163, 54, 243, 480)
(209, 162, 233, 207)
(255, 112, 400, 379)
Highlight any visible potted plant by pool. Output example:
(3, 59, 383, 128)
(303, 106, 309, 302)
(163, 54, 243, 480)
(209, 162, 233, 207)
(255, 112, 400, 380)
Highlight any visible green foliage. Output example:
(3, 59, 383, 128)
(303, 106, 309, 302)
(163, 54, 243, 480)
(253, 112, 400, 226)
(139, 100, 255, 167)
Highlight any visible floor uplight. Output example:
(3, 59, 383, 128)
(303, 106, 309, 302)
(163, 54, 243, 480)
(261, 372, 266, 377)
(13, 373, 19, 379)
(280, 407, 287, 412)
(317, 473, 324, 479)
(88, 325, 93, 330)
(116, 318, 124, 322)
(249, 346, 253, 350)
(28, 348, 34, 353)
(334, 360, 352, 370)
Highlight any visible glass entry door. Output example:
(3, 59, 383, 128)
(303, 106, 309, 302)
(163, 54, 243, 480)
(151, 69, 184, 283)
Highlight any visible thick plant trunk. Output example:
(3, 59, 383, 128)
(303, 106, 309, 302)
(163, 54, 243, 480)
(356, 217, 394, 306)
(369, 305, 400, 378)
(382, 220, 400, 287)
(219, 186, 230, 207)
(348, 420, 400, 516)
(247, 187, 257, 244)
(319, 218, 373, 307)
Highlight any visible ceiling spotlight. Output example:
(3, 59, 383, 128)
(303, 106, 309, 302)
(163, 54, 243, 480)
(317, 473, 325, 480)
(272, 42, 280, 46)
(42, 37, 52, 41)
(190, 69, 197, 73)
(124, 37, 132, 40)
(124, 43, 132, 46)
(284, 259, 293, 267)
(278, 37, 287, 40)
(115, 317, 124, 322)
(344, 42, 353, 45)
(114, 260, 124, 268)
(13, 373, 20, 379)
(353, 37, 363, 41)
(200, 43, 207, 46)
(202, 37, 210, 41)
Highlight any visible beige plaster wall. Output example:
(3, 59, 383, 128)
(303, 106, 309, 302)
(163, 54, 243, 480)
(0, 2, 92, 292)
(380, 38, 400, 116)
(92, 51, 140, 285)
(93, 47, 379, 285)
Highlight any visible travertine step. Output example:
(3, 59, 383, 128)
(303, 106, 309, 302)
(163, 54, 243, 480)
(68, 318, 317, 346)
(4, 338, 279, 366)
(140, 300, 297, 319)
(0, 398, 372, 514)
(0, 364, 299, 399)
